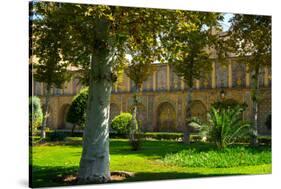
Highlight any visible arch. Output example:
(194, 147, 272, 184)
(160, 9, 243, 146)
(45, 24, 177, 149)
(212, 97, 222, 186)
(258, 98, 271, 135)
(154, 98, 177, 114)
(109, 103, 120, 122)
(58, 104, 71, 129)
(191, 100, 207, 122)
(156, 102, 176, 132)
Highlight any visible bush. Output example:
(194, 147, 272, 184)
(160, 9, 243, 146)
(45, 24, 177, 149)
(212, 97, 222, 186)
(111, 113, 132, 134)
(47, 131, 67, 142)
(143, 132, 183, 140)
(66, 87, 88, 130)
(191, 105, 250, 148)
(29, 96, 43, 136)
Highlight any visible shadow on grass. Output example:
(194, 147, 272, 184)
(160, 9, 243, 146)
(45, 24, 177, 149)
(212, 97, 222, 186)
(30, 165, 78, 188)
(31, 164, 244, 188)
(124, 171, 243, 183)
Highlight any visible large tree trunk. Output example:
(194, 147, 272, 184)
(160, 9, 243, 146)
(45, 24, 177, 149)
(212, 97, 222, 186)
(251, 66, 260, 146)
(183, 86, 193, 144)
(41, 86, 51, 139)
(77, 43, 115, 183)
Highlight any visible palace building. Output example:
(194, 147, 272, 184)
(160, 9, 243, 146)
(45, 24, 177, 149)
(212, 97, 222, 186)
(32, 59, 272, 136)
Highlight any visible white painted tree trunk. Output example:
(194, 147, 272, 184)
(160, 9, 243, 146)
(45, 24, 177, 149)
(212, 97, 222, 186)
(41, 87, 51, 139)
(77, 48, 115, 183)
(251, 67, 260, 146)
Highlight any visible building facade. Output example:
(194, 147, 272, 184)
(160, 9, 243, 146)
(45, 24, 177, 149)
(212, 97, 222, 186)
(32, 59, 272, 135)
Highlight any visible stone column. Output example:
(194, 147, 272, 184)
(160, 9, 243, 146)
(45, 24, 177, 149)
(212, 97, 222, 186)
(127, 77, 131, 92)
(181, 77, 185, 90)
(153, 71, 157, 91)
(115, 83, 118, 92)
(211, 62, 216, 88)
(196, 80, 200, 89)
(264, 66, 269, 87)
(70, 78, 74, 95)
(120, 95, 123, 112)
(246, 65, 250, 87)
(228, 62, 232, 88)
(167, 64, 170, 91)
(40, 82, 44, 96)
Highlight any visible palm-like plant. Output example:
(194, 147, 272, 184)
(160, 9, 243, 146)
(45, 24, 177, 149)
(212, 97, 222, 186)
(191, 105, 250, 148)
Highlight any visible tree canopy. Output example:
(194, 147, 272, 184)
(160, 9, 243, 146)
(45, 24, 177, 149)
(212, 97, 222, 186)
(32, 2, 234, 183)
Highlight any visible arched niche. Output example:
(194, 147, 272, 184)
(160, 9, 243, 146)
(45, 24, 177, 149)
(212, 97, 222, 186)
(191, 100, 207, 122)
(58, 104, 72, 129)
(156, 102, 176, 132)
(258, 98, 271, 135)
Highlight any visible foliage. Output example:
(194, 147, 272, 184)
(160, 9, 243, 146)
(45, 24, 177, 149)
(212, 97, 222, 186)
(125, 62, 153, 91)
(160, 12, 224, 87)
(32, 2, 71, 138)
(191, 105, 250, 148)
(212, 99, 248, 111)
(32, 2, 247, 181)
(111, 113, 132, 135)
(66, 87, 88, 127)
(228, 15, 271, 145)
(228, 15, 271, 71)
(32, 2, 71, 90)
(46, 131, 67, 142)
(163, 145, 271, 168)
(29, 96, 43, 135)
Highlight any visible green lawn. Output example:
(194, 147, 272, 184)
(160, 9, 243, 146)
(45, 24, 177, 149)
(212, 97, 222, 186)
(31, 138, 271, 187)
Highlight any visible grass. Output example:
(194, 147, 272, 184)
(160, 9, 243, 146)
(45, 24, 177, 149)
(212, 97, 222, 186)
(163, 146, 271, 168)
(31, 137, 272, 187)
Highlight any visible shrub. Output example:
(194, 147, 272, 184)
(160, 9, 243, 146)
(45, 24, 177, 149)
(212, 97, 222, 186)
(47, 131, 67, 142)
(191, 105, 250, 148)
(66, 87, 88, 131)
(29, 96, 43, 136)
(143, 132, 183, 140)
(111, 113, 132, 134)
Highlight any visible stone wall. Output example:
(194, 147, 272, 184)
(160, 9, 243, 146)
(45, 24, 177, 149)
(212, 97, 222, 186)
(34, 61, 272, 135)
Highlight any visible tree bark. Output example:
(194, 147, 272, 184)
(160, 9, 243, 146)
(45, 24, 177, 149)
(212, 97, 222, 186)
(183, 86, 193, 144)
(71, 124, 77, 135)
(183, 59, 194, 144)
(130, 86, 139, 141)
(41, 86, 51, 139)
(77, 47, 115, 183)
(251, 66, 260, 146)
